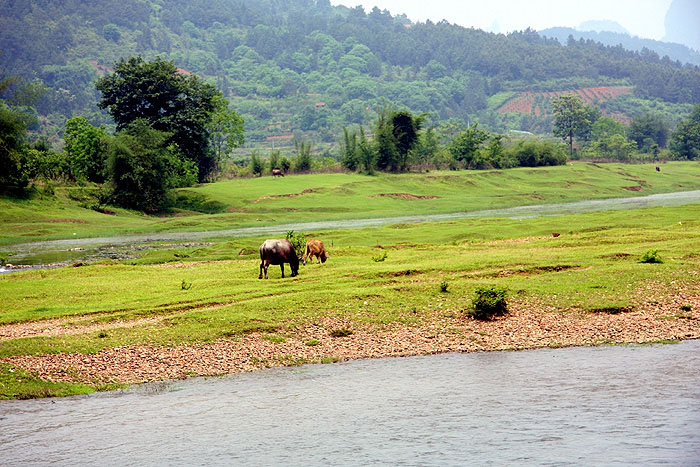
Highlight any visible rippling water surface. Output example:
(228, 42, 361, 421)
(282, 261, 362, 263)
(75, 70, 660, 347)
(2, 341, 700, 466)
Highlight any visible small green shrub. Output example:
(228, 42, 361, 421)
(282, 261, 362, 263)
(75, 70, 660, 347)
(440, 281, 449, 293)
(181, 280, 192, 290)
(680, 305, 692, 312)
(372, 251, 388, 262)
(329, 328, 353, 337)
(285, 230, 307, 255)
(639, 249, 663, 263)
(470, 286, 508, 320)
(305, 338, 321, 346)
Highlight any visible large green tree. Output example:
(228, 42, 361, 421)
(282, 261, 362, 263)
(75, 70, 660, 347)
(628, 113, 669, 151)
(96, 56, 221, 182)
(105, 120, 197, 213)
(670, 105, 700, 160)
(449, 124, 489, 169)
(208, 95, 244, 175)
(552, 94, 593, 157)
(63, 116, 108, 182)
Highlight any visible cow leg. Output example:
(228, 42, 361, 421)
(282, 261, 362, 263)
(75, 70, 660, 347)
(280, 264, 285, 278)
(316, 254, 321, 264)
(259, 260, 264, 279)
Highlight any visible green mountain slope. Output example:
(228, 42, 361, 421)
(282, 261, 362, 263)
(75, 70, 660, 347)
(1, 0, 699, 145)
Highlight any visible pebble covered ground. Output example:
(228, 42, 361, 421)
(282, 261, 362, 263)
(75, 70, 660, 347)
(2, 285, 699, 387)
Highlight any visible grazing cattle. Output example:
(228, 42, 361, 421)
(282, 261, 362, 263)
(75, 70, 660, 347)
(303, 239, 328, 265)
(258, 239, 299, 279)
(552, 232, 561, 237)
(272, 169, 284, 177)
(656, 166, 661, 172)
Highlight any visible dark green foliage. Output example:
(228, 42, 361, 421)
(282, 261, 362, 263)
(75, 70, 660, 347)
(63, 116, 108, 182)
(249, 151, 264, 176)
(670, 105, 700, 160)
(96, 56, 219, 182)
(505, 140, 568, 167)
(105, 120, 197, 213)
(0, 103, 30, 192)
(470, 286, 509, 321)
(449, 125, 489, 169)
(293, 138, 312, 172)
(629, 114, 670, 150)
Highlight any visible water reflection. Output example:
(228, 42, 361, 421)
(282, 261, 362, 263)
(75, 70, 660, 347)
(2, 341, 699, 465)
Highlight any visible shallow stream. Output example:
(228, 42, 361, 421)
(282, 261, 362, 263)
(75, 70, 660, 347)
(1, 341, 699, 465)
(5, 190, 700, 269)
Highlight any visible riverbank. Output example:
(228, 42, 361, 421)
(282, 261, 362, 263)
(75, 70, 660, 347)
(3, 199, 700, 398)
(3, 282, 699, 387)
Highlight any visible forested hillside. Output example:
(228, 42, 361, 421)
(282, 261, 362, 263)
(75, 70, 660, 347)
(1, 0, 700, 146)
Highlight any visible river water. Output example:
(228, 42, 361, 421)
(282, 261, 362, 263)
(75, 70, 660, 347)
(1, 340, 699, 466)
(6, 189, 700, 267)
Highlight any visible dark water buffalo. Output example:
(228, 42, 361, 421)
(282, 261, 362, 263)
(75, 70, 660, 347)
(272, 169, 284, 177)
(303, 239, 327, 265)
(259, 239, 299, 279)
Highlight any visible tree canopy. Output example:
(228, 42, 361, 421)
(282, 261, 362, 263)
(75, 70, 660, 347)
(96, 56, 221, 181)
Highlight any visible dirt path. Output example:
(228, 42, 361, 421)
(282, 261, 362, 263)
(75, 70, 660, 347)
(3, 291, 699, 386)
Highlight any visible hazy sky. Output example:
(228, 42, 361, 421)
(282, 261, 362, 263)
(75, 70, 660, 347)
(330, 0, 673, 40)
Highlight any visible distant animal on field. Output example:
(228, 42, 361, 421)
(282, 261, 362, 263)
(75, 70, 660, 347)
(656, 166, 661, 172)
(303, 239, 328, 265)
(272, 169, 284, 177)
(259, 239, 299, 279)
(552, 232, 561, 237)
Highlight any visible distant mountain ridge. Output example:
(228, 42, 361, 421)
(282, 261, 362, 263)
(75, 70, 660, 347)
(539, 27, 700, 67)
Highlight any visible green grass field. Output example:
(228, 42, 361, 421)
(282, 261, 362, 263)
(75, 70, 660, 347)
(1, 162, 700, 398)
(2, 161, 700, 246)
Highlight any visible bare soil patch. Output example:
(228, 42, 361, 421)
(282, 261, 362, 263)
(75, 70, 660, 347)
(373, 193, 440, 200)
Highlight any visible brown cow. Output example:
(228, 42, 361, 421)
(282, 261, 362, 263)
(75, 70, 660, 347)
(259, 239, 299, 279)
(272, 169, 284, 177)
(303, 239, 328, 265)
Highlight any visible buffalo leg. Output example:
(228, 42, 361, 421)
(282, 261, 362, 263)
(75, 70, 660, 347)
(259, 260, 264, 279)
(280, 264, 285, 278)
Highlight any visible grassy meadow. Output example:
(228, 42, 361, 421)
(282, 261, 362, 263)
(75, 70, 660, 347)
(2, 161, 700, 246)
(1, 162, 700, 398)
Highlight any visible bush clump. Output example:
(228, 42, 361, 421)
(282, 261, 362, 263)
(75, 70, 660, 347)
(639, 249, 663, 264)
(470, 286, 508, 320)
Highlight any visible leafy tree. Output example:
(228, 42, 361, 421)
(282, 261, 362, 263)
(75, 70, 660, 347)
(670, 105, 700, 160)
(96, 56, 220, 182)
(552, 94, 593, 157)
(590, 134, 637, 160)
(413, 126, 439, 167)
(249, 151, 264, 176)
(340, 126, 358, 171)
(449, 124, 489, 169)
(374, 105, 399, 172)
(628, 113, 669, 151)
(63, 116, 108, 182)
(591, 116, 626, 141)
(208, 94, 245, 175)
(105, 120, 197, 213)
(391, 110, 424, 171)
(268, 149, 281, 171)
(0, 102, 29, 191)
(293, 138, 312, 172)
